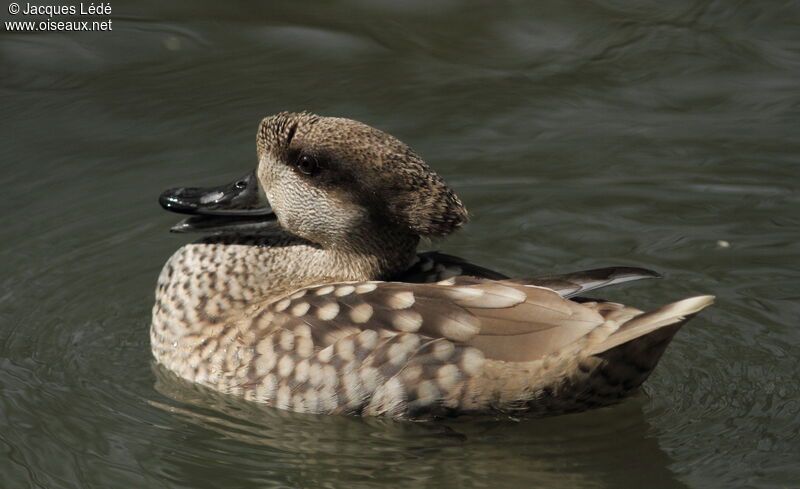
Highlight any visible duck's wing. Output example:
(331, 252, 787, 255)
(398, 253, 661, 299)
(254, 277, 712, 364)
(251, 280, 610, 365)
(510, 266, 662, 298)
(243, 280, 711, 416)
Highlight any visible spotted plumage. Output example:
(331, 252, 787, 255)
(151, 112, 713, 419)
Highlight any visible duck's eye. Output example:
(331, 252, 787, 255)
(235, 180, 247, 189)
(295, 154, 319, 175)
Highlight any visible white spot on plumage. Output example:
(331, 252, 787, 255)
(386, 290, 415, 310)
(402, 365, 422, 382)
(436, 313, 480, 342)
(349, 303, 373, 323)
(335, 285, 355, 297)
(315, 285, 335, 295)
(343, 372, 365, 407)
(360, 366, 380, 392)
(290, 289, 307, 300)
(322, 364, 338, 388)
(390, 309, 423, 332)
(296, 336, 314, 358)
(388, 342, 410, 365)
(436, 364, 459, 390)
(460, 348, 485, 376)
(256, 338, 274, 356)
(292, 393, 307, 413)
(291, 301, 310, 317)
(308, 363, 323, 387)
(325, 327, 360, 344)
(443, 286, 484, 301)
(276, 385, 291, 409)
(336, 338, 356, 361)
(319, 387, 338, 412)
(293, 324, 312, 338)
(457, 284, 527, 307)
(399, 333, 421, 350)
(274, 299, 290, 312)
(318, 346, 333, 363)
(254, 312, 273, 330)
(294, 359, 310, 383)
(384, 377, 405, 406)
(304, 389, 320, 413)
(257, 374, 277, 400)
(432, 341, 455, 361)
(278, 356, 294, 377)
(355, 283, 377, 294)
(357, 329, 379, 349)
(417, 380, 439, 404)
(316, 302, 340, 320)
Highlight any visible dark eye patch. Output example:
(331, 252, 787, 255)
(285, 148, 330, 178)
(283, 147, 372, 202)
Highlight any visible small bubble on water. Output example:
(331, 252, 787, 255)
(164, 36, 182, 51)
(716, 240, 730, 248)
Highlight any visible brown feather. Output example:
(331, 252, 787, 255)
(586, 295, 714, 355)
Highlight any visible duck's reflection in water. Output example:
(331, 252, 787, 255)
(151, 363, 688, 489)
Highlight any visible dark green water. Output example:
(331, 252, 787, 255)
(2, 1, 799, 488)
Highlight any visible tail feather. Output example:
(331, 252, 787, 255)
(560, 295, 716, 406)
(587, 295, 715, 356)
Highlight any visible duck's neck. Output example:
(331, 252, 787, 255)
(322, 224, 421, 281)
(291, 227, 421, 293)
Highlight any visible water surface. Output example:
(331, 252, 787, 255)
(1, 1, 799, 488)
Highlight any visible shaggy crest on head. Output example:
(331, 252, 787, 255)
(152, 111, 713, 420)
(257, 112, 467, 241)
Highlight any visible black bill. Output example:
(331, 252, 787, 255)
(159, 170, 276, 233)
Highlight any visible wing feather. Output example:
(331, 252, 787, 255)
(255, 280, 608, 363)
(509, 267, 661, 298)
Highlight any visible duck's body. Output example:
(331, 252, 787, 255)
(152, 112, 712, 419)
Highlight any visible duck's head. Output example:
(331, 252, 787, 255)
(160, 112, 467, 249)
